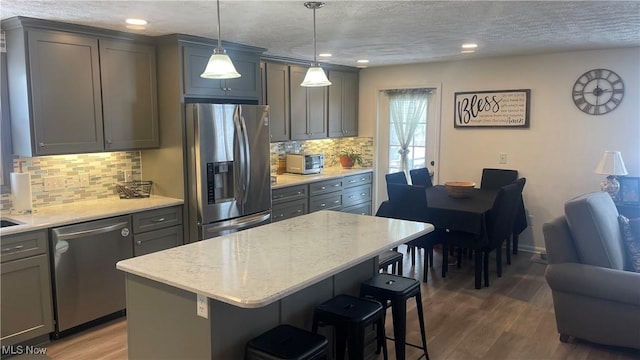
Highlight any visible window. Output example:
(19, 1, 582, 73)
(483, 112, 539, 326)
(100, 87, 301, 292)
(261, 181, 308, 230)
(386, 89, 430, 175)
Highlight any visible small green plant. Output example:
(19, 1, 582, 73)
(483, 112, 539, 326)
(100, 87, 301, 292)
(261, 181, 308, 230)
(339, 148, 364, 167)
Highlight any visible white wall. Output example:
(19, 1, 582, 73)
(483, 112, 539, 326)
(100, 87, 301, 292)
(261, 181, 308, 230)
(359, 47, 640, 252)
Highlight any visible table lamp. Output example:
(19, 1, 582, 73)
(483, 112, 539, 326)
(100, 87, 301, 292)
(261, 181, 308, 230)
(594, 150, 628, 199)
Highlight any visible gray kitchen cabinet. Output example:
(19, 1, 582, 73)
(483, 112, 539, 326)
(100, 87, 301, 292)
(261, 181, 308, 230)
(132, 206, 183, 256)
(182, 43, 261, 100)
(328, 70, 359, 138)
(309, 178, 343, 213)
(3, 17, 159, 156)
(264, 62, 290, 142)
(100, 39, 159, 150)
(1, 230, 54, 346)
(341, 172, 373, 215)
(290, 65, 327, 140)
(272, 184, 308, 223)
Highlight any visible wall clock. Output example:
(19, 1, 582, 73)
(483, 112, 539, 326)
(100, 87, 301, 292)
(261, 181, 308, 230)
(572, 68, 624, 115)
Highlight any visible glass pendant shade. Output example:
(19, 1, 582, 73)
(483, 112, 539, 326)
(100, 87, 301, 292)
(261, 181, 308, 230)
(301, 66, 331, 87)
(201, 49, 241, 79)
(200, 0, 241, 79)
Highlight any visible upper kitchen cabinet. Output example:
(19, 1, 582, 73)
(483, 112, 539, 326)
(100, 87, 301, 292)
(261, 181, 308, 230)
(100, 39, 158, 150)
(290, 65, 327, 140)
(263, 62, 290, 142)
(328, 70, 359, 138)
(2, 17, 159, 156)
(182, 42, 262, 100)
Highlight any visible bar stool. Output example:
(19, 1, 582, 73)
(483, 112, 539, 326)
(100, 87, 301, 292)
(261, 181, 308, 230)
(312, 294, 388, 360)
(360, 273, 429, 360)
(245, 324, 328, 360)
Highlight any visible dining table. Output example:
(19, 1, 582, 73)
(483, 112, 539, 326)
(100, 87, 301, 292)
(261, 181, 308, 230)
(424, 184, 527, 283)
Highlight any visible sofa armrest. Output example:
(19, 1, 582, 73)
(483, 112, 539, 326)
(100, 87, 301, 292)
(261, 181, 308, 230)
(545, 262, 640, 307)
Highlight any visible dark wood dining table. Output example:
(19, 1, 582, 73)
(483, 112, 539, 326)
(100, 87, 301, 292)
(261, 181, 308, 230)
(425, 185, 527, 283)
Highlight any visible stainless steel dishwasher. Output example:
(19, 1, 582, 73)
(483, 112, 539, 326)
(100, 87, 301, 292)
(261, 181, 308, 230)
(50, 215, 133, 337)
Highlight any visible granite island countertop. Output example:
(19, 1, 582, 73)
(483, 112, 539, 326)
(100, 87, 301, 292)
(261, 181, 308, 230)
(272, 167, 373, 189)
(0, 196, 184, 236)
(116, 210, 433, 308)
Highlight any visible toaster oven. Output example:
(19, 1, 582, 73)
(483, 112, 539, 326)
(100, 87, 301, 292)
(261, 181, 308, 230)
(286, 154, 324, 174)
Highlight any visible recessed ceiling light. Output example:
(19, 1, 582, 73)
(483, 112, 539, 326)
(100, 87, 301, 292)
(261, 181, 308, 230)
(462, 43, 478, 49)
(357, 59, 369, 64)
(319, 53, 332, 57)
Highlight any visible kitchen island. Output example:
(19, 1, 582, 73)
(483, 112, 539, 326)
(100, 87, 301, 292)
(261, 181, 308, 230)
(116, 210, 434, 359)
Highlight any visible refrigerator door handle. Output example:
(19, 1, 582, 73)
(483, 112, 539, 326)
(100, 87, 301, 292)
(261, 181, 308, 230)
(238, 109, 251, 204)
(233, 106, 247, 204)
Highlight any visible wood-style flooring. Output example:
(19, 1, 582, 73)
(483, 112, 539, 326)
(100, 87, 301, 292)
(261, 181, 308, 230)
(16, 246, 640, 360)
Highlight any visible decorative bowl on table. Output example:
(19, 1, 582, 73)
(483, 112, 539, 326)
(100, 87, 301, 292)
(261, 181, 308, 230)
(444, 181, 476, 198)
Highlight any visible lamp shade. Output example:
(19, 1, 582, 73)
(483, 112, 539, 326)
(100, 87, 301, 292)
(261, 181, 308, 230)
(200, 49, 241, 79)
(300, 66, 332, 87)
(594, 151, 628, 176)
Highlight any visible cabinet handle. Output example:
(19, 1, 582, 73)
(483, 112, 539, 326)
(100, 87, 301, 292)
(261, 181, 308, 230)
(151, 218, 166, 223)
(334, 184, 340, 187)
(296, 191, 302, 195)
(296, 209, 302, 213)
(348, 180, 356, 183)
(320, 203, 326, 207)
(349, 195, 355, 199)
(3, 245, 25, 252)
(320, 186, 326, 190)
(361, 193, 366, 196)
(106, 139, 112, 144)
(333, 200, 340, 204)
(39, 142, 45, 147)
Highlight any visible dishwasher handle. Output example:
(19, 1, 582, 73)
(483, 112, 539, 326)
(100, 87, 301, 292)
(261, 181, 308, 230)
(54, 221, 130, 241)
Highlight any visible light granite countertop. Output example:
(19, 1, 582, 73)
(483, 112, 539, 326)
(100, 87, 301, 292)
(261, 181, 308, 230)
(116, 210, 434, 309)
(0, 196, 184, 236)
(272, 167, 373, 189)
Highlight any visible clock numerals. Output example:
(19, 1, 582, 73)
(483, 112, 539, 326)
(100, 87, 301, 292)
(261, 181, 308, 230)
(572, 68, 624, 115)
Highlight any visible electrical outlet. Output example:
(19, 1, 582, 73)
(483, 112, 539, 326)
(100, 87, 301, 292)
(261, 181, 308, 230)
(44, 176, 65, 191)
(196, 294, 208, 319)
(123, 170, 133, 183)
(499, 153, 507, 164)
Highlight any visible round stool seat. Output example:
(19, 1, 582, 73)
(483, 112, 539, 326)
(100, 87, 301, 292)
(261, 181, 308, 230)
(245, 324, 328, 360)
(315, 294, 384, 324)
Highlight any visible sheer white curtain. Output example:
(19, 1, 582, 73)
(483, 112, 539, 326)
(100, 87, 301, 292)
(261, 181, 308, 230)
(386, 89, 429, 177)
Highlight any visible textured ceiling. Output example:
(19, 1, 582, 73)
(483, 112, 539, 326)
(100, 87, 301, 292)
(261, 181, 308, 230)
(1, 1, 639, 68)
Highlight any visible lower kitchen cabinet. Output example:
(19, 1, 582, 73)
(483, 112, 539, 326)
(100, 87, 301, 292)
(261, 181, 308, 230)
(272, 184, 308, 223)
(132, 206, 183, 256)
(0, 230, 53, 346)
(271, 171, 373, 220)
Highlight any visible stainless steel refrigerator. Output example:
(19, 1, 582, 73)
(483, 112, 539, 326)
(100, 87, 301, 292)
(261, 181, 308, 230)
(186, 103, 272, 241)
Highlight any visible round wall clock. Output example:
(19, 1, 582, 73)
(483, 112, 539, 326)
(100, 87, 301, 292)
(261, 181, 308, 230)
(572, 68, 624, 115)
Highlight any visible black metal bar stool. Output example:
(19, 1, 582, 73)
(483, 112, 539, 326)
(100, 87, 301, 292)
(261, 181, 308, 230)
(312, 294, 388, 360)
(360, 273, 429, 360)
(245, 324, 328, 360)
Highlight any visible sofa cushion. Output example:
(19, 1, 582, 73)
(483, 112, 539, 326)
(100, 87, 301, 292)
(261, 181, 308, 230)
(564, 192, 626, 270)
(618, 215, 640, 272)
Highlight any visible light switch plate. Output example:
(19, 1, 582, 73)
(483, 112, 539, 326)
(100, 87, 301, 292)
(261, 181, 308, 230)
(499, 153, 507, 164)
(196, 294, 208, 319)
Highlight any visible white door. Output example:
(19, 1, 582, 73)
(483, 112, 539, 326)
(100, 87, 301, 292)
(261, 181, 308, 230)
(374, 85, 441, 210)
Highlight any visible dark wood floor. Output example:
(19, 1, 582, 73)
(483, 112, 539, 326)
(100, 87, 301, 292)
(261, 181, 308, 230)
(19, 246, 640, 360)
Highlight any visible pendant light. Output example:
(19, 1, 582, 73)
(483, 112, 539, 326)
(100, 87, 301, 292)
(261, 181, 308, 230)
(301, 2, 331, 87)
(201, 0, 241, 79)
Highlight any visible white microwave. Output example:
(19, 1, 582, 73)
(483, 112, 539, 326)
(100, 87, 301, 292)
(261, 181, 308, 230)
(286, 154, 324, 175)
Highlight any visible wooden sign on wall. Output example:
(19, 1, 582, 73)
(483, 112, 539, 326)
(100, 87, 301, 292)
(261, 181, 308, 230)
(454, 89, 531, 128)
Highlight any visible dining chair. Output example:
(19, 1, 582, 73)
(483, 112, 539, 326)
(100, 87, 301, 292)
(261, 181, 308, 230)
(409, 167, 433, 188)
(378, 183, 443, 282)
(480, 168, 518, 190)
(375, 201, 404, 275)
(441, 180, 523, 288)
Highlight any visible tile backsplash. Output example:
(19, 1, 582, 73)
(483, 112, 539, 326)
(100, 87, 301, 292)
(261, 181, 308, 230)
(270, 137, 374, 171)
(1, 151, 141, 211)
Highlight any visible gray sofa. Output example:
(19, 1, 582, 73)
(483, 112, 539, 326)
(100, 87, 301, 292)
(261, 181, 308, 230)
(543, 191, 640, 350)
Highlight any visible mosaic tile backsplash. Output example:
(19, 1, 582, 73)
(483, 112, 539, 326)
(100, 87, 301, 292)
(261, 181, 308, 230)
(270, 137, 374, 172)
(1, 151, 141, 211)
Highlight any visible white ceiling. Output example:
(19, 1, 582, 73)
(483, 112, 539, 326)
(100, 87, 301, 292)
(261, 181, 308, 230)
(2, 1, 639, 68)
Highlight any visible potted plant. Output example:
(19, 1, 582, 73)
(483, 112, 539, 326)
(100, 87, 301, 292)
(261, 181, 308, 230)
(339, 148, 364, 169)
